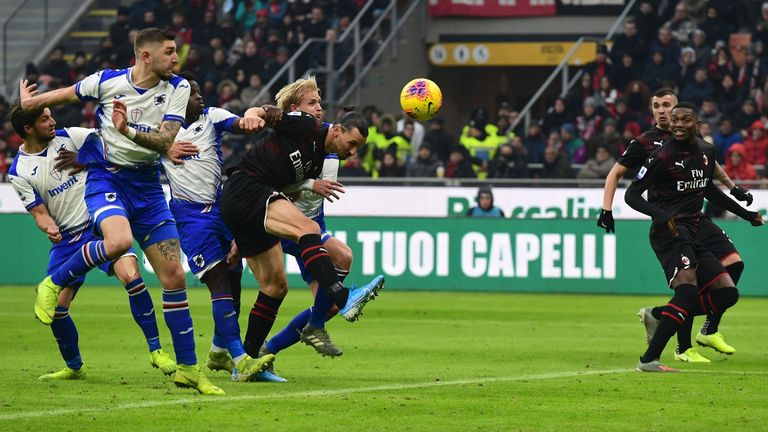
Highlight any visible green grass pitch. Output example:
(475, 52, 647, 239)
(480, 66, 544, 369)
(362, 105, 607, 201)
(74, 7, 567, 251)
(0, 286, 766, 431)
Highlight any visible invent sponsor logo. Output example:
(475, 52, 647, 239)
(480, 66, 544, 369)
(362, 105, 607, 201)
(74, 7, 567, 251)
(48, 176, 79, 197)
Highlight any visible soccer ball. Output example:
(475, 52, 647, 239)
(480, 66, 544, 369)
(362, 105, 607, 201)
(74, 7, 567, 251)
(400, 78, 442, 122)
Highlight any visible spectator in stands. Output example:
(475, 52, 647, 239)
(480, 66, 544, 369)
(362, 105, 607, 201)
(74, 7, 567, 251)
(725, 143, 758, 181)
(643, 48, 677, 90)
(466, 187, 504, 218)
(577, 145, 616, 180)
(71, 52, 92, 81)
(538, 145, 574, 179)
(585, 45, 612, 91)
(699, 121, 714, 143)
(193, 10, 222, 46)
(423, 117, 454, 164)
(302, 6, 329, 39)
(699, 6, 733, 47)
(523, 122, 546, 164)
(634, 1, 662, 44)
(611, 97, 643, 132)
(700, 97, 723, 127)
(648, 27, 680, 66)
(610, 18, 646, 66)
(588, 118, 623, 159)
(90, 37, 117, 70)
(743, 120, 768, 165)
(339, 155, 369, 177)
(235, 0, 261, 33)
(445, 146, 476, 179)
(622, 121, 642, 151)
(593, 76, 619, 115)
(665, 2, 696, 45)
(737, 44, 766, 94)
(115, 29, 138, 66)
(42, 46, 72, 85)
(753, 4, 768, 46)
(378, 150, 405, 178)
(560, 123, 587, 164)
(488, 138, 528, 179)
(240, 74, 272, 107)
(110, 6, 132, 48)
(262, 46, 290, 92)
(235, 41, 266, 84)
(267, 0, 288, 25)
(202, 48, 233, 88)
(715, 74, 745, 116)
(681, 67, 715, 106)
(708, 44, 736, 83)
(576, 97, 602, 142)
(713, 118, 743, 162)
(542, 97, 572, 135)
(217, 79, 241, 111)
(624, 80, 652, 116)
(139, 9, 159, 30)
(733, 99, 761, 134)
(406, 144, 440, 178)
(690, 29, 712, 68)
(611, 53, 642, 93)
(677, 47, 697, 88)
(397, 114, 424, 153)
(566, 73, 595, 116)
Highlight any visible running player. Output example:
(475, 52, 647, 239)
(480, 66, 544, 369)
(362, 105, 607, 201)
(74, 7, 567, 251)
(260, 77, 384, 362)
(8, 104, 176, 380)
(220, 105, 384, 362)
(598, 88, 754, 361)
(161, 73, 274, 381)
(625, 102, 762, 372)
(19, 28, 221, 395)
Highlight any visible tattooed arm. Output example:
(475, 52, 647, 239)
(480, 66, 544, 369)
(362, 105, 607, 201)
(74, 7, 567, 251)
(111, 99, 183, 153)
(713, 162, 735, 189)
(714, 161, 754, 205)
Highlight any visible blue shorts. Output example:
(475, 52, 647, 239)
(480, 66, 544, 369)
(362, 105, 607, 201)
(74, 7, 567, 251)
(280, 211, 331, 284)
(84, 164, 178, 250)
(170, 200, 243, 280)
(48, 227, 137, 291)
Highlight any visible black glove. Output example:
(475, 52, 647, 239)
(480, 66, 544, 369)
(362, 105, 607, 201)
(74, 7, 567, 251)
(597, 209, 615, 233)
(730, 185, 754, 206)
(747, 211, 765, 227)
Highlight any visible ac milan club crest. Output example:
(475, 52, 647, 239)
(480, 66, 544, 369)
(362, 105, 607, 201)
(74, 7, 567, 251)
(681, 255, 690, 266)
(130, 108, 143, 123)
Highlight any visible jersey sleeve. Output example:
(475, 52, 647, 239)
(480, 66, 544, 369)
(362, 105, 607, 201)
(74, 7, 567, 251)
(163, 78, 191, 124)
(8, 172, 43, 211)
(631, 153, 662, 192)
(617, 137, 647, 168)
(62, 127, 99, 151)
(208, 107, 238, 133)
(320, 154, 340, 181)
(75, 71, 104, 101)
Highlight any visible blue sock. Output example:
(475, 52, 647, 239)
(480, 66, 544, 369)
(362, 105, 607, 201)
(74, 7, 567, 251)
(265, 308, 311, 354)
(309, 288, 334, 329)
(162, 288, 196, 366)
(51, 307, 82, 370)
(50, 240, 109, 286)
(212, 327, 226, 351)
(124, 278, 161, 352)
(211, 294, 246, 359)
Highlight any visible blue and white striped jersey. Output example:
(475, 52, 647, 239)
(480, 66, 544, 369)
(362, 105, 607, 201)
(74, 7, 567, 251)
(162, 107, 238, 204)
(8, 128, 99, 233)
(75, 68, 190, 167)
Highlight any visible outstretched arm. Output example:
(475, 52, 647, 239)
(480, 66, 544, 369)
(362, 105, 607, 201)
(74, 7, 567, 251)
(704, 183, 763, 225)
(19, 80, 79, 111)
(714, 162, 754, 205)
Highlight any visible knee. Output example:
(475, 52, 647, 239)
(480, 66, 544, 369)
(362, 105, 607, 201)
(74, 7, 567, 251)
(299, 219, 321, 236)
(332, 244, 353, 271)
(718, 287, 739, 309)
(113, 258, 140, 286)
(259, 272, 288, 299)
(725, 261, 744, 285)
(104, 234, 132, 258)
(157, 264, 187, 289)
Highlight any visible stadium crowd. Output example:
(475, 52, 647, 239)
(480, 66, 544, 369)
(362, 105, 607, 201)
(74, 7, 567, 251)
(2, 0, 768, 182)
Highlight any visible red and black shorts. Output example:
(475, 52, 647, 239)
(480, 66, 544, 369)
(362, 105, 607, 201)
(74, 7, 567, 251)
(649, 224, 728, 289)
(695, 214, 739, 262)
(221, 170, 288, 257)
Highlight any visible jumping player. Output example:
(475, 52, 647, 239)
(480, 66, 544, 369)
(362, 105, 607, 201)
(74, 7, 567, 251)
(598, 88, 754, 361)
(625, 103, 762, 372)
(8, 104, 175, 380)
(19, 28, 221, 394)
(261, 77, 383, 361)
(220, 105, 384, 363)
(161, 73, 275, 381)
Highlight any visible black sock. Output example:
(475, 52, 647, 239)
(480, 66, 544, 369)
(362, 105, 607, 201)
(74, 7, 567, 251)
(651, 306, 663, 320)
(641, 284, 697, 363)
(676, 316, 694, 353)
(299, 234, 348, 308)
(243, 291, 283, 357)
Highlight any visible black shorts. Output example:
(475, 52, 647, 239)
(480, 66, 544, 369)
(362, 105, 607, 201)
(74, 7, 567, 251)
(220, 171, 287, 257)
(696, 214, 739, 262)
(649, 224, 728, 289)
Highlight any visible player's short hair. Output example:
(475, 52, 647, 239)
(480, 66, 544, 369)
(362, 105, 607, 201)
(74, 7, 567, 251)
(652, 87, 677, 99)
(9, 102, 44, 138)
(275, 76, 320, 111)
(177, 71, 197, 85)
(134, 28, 176, 53)
(673, 102, 699, 116)
(338, 111, 368, 138)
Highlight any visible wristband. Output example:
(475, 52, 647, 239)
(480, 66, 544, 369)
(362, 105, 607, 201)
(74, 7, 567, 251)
(125, 127, 137, 140)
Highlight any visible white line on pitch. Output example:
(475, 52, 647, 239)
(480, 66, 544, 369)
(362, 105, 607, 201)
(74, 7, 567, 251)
(2, 368, 766, 421)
